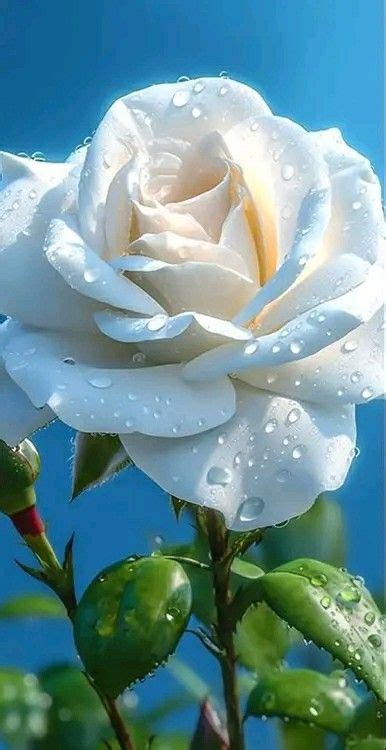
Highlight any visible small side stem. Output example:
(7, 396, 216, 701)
(206, 511, 245, 750)
(101, 694, 135, 750)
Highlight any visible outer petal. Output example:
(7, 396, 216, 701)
(113, 255, 258, 319)
(0, 366, 53, 445)
(45, 215, 164, 315)
(120, 383, 356, 530)
(238, 307, 385, 405)
(0, 321, 54, 444)
(3, 329, 236, 437)
(78, 78, 270, 254)
(95, 309, 252, 364)
(184, 263, 384, 382)
(0, 154, 99, 331)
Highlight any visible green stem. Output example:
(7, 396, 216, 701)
(206, 511, 245, 750)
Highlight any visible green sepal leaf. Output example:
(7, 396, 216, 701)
(0, 668, 48, 745)
(33, 664, 108, 750)
(260, 559, 385, 701)
(0, 593, 65, 619)
(74, 556, 192, 697)
(247, 668, 359, 734)
(0, 438, 40, 514)
(344, 741, 386, 750)
(190, 700, 229, 749)
(170, 496, 188, 521)
(262, 495, 346, 570)
(346, 695, 385, 743)
(235, 602, 292, 676)
(71, 433, 132, 500)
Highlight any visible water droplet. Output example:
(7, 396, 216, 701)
(352, 200, 362, 211)
(350, 370, 362, 383)
(290, 339, 304, 355)
(310, 574, 328, 587)
(341, 340, 358, 353)
(264, 419, 278, 434)
(239, 497, 265, 522)
(337, 586, 361, 607)
(28, 188, 38, 199)
(272, 344, 281, 354)
(244, 341, 258, 355)
(364, 611, 376, 625)
(250, 119, 259, 131)
(368, 634, 382, 649)
(233, 452, 242, 466)
(286, 408, 301, 425)
(84, 267, 101, 283)
(193, 80, 205, 93)
(147, 314, 168, 331)
(218, 433, 227, 445)
(316, 313, 326, 323)
(276, 469, 291, 483)
(125, 419, 134, 429)
(206, 466, 232, 486)
(321, 595, 331, 609)
(132, 352, 146, 364)
(292, 444, 306, 459)
(219, 85, 228, 97)
(172, 90, 190, 107)
(165, 606, 180, 622)
(309, 699, 321, 717)
(281, 164, 295, 181)
(88, 375, 112, 389)
(191, 106, 202, 119)
(63, 357, 76, 366)
(361, 386, 373, 400)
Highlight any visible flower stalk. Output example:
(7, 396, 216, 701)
(206, 510, 245, 750)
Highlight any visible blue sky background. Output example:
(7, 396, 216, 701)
(0, 1, 384, 747)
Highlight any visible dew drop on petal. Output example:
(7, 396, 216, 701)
(147, 314, 169, 331)
(368, 634, 382, 649)
(350, 370, 362, 383)
(238, 497, 265, 522)
(206, 466, 232, 486)
(264, 419, 278, 434)
(87, 375, 113, 389)
(292, 444, 306, 459)
(172, 90, 190, 107)
(244, 341, 258, 355)
(361, 386, 374, 400)
(364, 612, 375, 625)
(341, 340, 358, 353)
(193, 80, 205, 93)
(276, 469, 291, 483)
(281, 163, 295, 181)
(286, 407, 301, 425)
(352, 200, 362, 211)
(83, 268, 101, 283)
(289, 339, 304, 355)
(191, 106, 202, 119)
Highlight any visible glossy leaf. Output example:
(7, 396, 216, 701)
(0, 668, 48, 746)
(71, 432, 132, 499)
(346, 695, 385, 742)
(190, 700, 229, 749)
(0, 594, 65, 620)
(32, 664, 108, 750)
(260, 559, 385, 700)
(235, 602, 291, 676)
(280, 722, 326, 750)
(262, 495, 346, 570)
(74, 556, 192, 697)
(247, 669, 359, 734)
(344, 741, 385, 750)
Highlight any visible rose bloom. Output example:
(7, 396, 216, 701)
(0, 78, 384, 530)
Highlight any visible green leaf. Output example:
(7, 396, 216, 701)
(260, 559, 385, 701)
(346, 695, 385, 742)
(262, 495, 346, 570)
(74, 557, 192, 697)
(235, 602, 292, 675)
(190, 700, 229, 749)
(0, 668, 48, 746)
(33, 664, 108, 750)
(247, 669, 359, 734)
(150, 735, 189, 750)
(71, 433, 132, 499)
(344, 741, 385, 750)
(280, 722, 326, 750)
(0, 594, 65, 620)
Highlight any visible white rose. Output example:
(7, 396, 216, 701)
(0, 78, 384, 530)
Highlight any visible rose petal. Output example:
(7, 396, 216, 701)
(45, 215, 164, 316)
(113, 254, 258, 319)
(129, 232, 250, 276)
(238, 306, 385, 405)
(0, 153, 100, 331)
(95, 309, 252, 364)
(120, 382, 356, 530)
(4, 328, 236, 437)
(183, 263, 384, 382)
